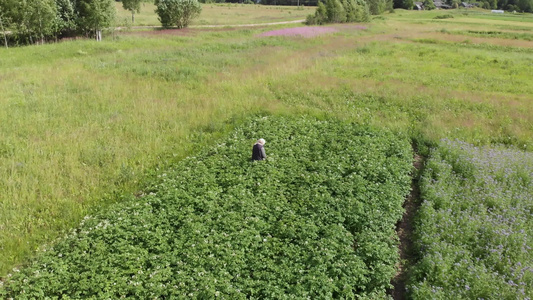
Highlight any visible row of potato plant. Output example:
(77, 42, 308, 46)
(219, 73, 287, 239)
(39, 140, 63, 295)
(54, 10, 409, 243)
(1, 116, 412, 299)
(408, 139, 532, 299)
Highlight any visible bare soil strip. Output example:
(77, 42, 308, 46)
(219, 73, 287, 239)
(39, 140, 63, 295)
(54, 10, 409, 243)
(389, 149, 424, 300)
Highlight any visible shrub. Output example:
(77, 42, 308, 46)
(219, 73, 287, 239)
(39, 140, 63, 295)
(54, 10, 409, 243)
(326, 0, 347, 23)
(306, 0, 369, 25)
(434, 14, 454, 19)
(306, 1, 328, 25)
(155, 0, 202, 29)
(423, 0, 435, 9)
(365, 0, 392, 15)
(344, 0, 371, 22)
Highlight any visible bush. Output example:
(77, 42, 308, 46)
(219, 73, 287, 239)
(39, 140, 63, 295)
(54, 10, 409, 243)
(344, 0, 371, 22)
(423, 0, 435, 9)
(365, 0, 392, 15)
(155, 0, 202, 29)
(306, 0, 369, 25)
(326, 0, 347, 23)
(306, 0, 328, 25)
(433, 14, 454, 19)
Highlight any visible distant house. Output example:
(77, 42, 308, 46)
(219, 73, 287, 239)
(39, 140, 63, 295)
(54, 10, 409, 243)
(414, 2, 424, 10)
(461, 2, 475, 8)
(434, 0, 452, 9)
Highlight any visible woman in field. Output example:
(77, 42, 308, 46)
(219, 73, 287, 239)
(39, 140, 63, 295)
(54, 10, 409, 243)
(251, 138, 267, 161)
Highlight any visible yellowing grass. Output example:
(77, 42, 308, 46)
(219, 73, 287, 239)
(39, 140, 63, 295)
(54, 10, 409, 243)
(115, 2, 315, 27)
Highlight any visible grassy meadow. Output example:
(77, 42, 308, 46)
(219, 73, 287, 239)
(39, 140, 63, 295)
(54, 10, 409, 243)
(1, 7, 533, 279)
(115, 2, 314, 27)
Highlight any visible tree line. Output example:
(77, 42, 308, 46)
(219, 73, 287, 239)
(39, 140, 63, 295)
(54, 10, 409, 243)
(0, 0, 117, 45)
(0, 0, 202, 47)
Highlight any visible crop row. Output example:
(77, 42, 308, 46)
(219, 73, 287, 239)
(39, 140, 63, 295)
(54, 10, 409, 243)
(0, 116, 412, 299)
(408, 139, 533, 299)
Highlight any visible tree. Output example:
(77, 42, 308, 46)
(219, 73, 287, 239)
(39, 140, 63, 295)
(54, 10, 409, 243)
(326, 0, 346, 23)
(344, 0, 370, 22)
(9, 0, 57, 44)
(365, 0, 392, 14)
(402, 0, 414, 9)
(76, 0, 115, 40)
(306, 0, 369, 25)
(422, 0, 435, 9)
(516, 0, 533, 11)
(122, 0, 142, 23)
(54, 0, 77, 38)
(0, 0, 13, 47)
(155, 0, 202, 29)
(306, 0, 327, 24)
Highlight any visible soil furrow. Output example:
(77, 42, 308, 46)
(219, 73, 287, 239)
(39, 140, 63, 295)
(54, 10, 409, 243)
(389, 148, 424, 300)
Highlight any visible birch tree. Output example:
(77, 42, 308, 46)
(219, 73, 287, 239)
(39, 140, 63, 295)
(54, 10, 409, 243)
(76, 0, 115, 41)
(122, 0, 142, 23)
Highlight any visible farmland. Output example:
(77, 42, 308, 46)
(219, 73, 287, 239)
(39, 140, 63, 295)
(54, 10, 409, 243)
(1, 5, 532, 298)
(1, 117, 413, 298)
(410, 140, 532, 299)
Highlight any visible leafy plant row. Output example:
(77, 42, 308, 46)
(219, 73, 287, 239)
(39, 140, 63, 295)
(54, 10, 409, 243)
(1, 116, 412, 299)
(408, 139, 533, 299)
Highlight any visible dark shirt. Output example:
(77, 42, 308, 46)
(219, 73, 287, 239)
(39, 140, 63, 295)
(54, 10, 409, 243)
(252, 143, 266, 161)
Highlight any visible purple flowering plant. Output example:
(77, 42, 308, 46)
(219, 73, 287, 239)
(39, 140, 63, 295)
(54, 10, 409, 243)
(408, 139, 532, 299)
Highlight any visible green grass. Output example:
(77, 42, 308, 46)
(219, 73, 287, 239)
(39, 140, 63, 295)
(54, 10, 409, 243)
(114, 2, 314, 27)
(0, 8, 532, 277)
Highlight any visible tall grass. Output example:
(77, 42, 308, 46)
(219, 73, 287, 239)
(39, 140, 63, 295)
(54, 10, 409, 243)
(1, 10, 532, 276)
(114, 2, 314, 27)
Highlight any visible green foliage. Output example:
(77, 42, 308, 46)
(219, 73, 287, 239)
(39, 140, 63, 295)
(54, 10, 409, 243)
(409, 140, 533, 299)
(344, 0, 371, 22)
(365, 0, 392, 14)
(155, 0, 202, 28)
(403, 0, 414, 9)
(326, 0, 347, 23)
(54, 0, 77, 36)
(0, 116, 413, 298)
(75, 0, 115, 34)
(307, 0, 369, 25)
(0, 0, 116, 44)
(434, 14, 454, 19)
(393, 0, 413, 8)
(5, 0, 57, 44)
(306, 1, 328, 24)
(122, 0, 142, 23)
(423, 0, 436, 9)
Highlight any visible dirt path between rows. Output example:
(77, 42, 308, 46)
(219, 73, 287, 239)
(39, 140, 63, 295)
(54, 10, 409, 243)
(388, 148, 424, 300)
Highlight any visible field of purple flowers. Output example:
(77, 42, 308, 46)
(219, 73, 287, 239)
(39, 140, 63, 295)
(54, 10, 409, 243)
(408, 139, 532, 299)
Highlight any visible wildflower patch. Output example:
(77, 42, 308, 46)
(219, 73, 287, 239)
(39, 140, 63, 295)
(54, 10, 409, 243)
(409, 139, 533, 299)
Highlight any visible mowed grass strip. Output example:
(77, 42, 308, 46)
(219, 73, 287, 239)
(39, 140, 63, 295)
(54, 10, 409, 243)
(0, 10, 532, 276)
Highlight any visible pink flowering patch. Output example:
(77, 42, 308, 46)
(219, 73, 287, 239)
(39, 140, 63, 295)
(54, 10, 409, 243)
(258, 26, 339, 38)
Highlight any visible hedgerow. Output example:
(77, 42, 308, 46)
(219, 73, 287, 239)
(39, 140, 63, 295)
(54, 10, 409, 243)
(408, 139, 533, 299)
(0, 116, 412, 299)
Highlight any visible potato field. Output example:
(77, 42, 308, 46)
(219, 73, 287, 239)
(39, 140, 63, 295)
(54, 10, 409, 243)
(1, 117, 413, 298)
